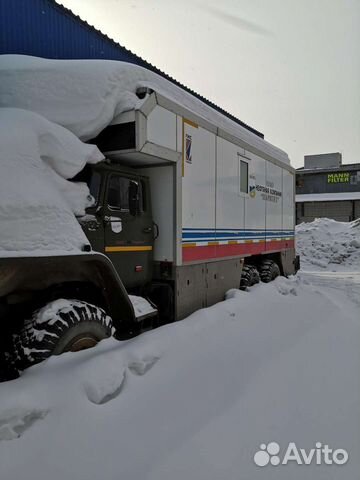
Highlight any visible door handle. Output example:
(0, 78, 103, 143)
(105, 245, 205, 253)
(153, 222, 159, 240)
(143, 226, 153, 233)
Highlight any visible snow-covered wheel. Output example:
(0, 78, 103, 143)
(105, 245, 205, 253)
(12, 299, 112, 372)
(0, 350, 20, 382)
(259, 259, 280, 283)
(240, 264, 260, 290)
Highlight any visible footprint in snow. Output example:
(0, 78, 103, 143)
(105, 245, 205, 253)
(0, 408, 48, 441)
(275, 278, 298, 296)
(128, 355, 160, 376)
(84, 356, 160, 404)
(84, 369, 126, 405)
(276, 284, 298, 296)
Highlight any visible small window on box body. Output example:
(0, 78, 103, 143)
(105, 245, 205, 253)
(239, 158, 249, 194)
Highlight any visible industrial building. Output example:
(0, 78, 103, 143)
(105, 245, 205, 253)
(296, 153, 360, 223)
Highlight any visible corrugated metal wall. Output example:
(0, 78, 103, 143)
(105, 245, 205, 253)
(296, 200, 360, 223)
(0, 0, 141, 64)
(0, 0, 263, 138)
(355, 200, 360, 219)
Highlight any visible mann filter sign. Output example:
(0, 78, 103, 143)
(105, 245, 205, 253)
(327, 172, 350, 184)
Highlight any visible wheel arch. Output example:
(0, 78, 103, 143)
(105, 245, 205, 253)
(0, 253, 136, 335)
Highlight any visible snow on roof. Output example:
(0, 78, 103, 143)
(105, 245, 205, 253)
(0, 55, 290, 165)
(296, 192, 360, 202)
(49, 0, 263, 139)
(0, 108, 103, 255)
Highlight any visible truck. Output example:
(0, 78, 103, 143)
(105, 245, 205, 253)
(0, 88, 299, 381)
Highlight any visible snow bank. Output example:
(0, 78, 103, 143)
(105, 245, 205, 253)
(0, 273, 359, 480)
(0, 55, 289, 164)
(296, 218, 360, 270)
(0, 108, 103, 255)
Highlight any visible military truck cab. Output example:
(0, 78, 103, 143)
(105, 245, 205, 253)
(76, 162, 155, 290)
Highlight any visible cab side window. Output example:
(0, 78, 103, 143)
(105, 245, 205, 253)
(108, 176, 130, 212)
(108, 175, 144, 213)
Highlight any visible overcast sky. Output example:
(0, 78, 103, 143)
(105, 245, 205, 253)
(61, 0, 360, 168)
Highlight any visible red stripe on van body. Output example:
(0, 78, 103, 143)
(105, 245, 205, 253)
(182, 239, 295, 262)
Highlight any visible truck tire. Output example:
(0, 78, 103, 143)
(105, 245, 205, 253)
(259, 259, 280, 283)
(12, 299, 112, 372)
(240, 265, 260, 290)
(0, 351, 20, 382)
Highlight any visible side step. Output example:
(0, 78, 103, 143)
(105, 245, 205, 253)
(129, 295, 158, 323)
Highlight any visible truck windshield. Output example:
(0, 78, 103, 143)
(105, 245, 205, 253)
(72, 166, 101, 205)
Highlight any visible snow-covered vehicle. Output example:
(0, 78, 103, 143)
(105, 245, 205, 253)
(0, 58, 299, 380)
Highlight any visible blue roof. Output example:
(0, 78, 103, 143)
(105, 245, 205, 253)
(0, 0, 263, 138)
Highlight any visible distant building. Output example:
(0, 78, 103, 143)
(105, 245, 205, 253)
(296, 153, 360, 223)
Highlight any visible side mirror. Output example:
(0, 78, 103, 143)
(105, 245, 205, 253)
(95, 205, 103, 216)
(128, 180, 139, 216)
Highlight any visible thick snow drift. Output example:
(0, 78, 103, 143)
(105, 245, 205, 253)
(0, 272, 359, 480)
(296, 218, 360, 270)
(0, 108, 103, 255)
(0, 55, 290, 164)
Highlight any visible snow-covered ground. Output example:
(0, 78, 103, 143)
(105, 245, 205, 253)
(0, 219, 359, 480)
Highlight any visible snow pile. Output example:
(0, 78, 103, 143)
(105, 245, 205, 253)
(296, 218, 360, 269)
(0, 55, 289, 163)
(0, 273, 359, 479)
(0, 108, 103, 255)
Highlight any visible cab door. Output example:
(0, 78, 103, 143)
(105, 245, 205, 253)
(104, 173, 153, 289)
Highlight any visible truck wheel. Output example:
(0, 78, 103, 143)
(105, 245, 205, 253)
(259, 259, 280, 283)
(240, 265, 260, 290)
(0, 351, 20, 382)
(12, 299, 112, 372)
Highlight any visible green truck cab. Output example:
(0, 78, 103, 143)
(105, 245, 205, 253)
(0, 161, 162, 381)
(77, 161, 155, 289)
